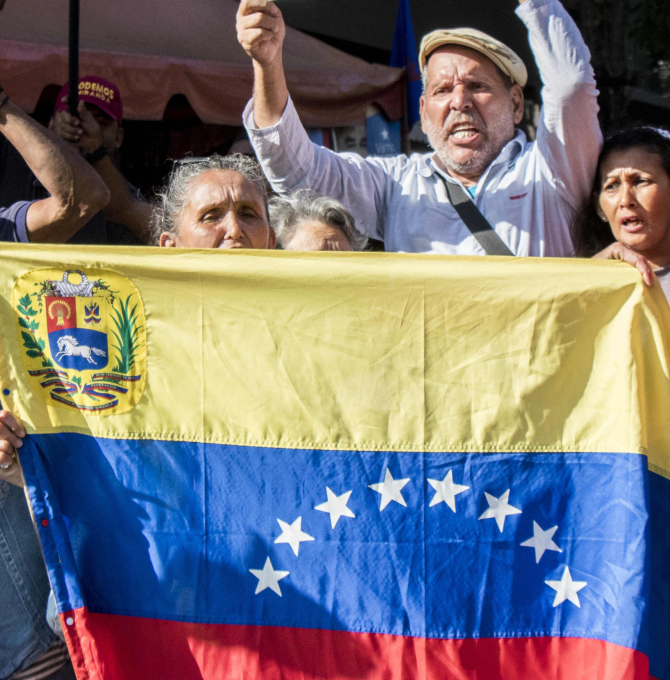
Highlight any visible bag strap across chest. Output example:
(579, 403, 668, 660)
(440, 176, 514, 257)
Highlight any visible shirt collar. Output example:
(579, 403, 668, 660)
(418, 128, 527, 180)
(495, 129, 526, 166)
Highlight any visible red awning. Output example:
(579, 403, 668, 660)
(0, 0, 404, 126)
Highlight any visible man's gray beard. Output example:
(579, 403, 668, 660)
(424, 115, 514, 178)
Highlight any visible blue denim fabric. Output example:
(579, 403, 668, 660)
(0, 479, 57, 678)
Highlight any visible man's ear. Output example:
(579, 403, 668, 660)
(511, 84, 525, 126)
(114, 125, 125, 151)
(160, 231, 179, 248)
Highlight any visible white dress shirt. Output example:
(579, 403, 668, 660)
(244, 0, 602, 256)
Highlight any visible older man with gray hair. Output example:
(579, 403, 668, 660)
(271, 189, 368, 251)
(237, 0, 601, 257)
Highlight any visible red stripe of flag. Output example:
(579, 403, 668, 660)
(61, 608, 653, 680)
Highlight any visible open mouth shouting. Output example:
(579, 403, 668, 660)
(448, 121, 481, 144)
(620, 215, 645, 232)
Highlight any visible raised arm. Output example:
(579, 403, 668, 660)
(518, 0, 602, 206)
(0, 95, 110, 243)
(237, 0, 288, 129)
(236, 1, 394, 241)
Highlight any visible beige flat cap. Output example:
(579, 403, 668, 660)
(419, 28, 528, 87)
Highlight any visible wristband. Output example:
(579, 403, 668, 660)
(83, 144, 108, 164)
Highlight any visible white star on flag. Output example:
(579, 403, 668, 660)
(369, 468, 410, 511)
(478, 489, 521, 532)
(545, 566, 587, 607)
(315, 487, 356, 528)
(274, 517, 315, 556)
(249, 557, 289, 596)
(427, 470, 469, 512)
(520, 521, 562, 563)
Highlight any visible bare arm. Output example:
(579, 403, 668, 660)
(87, 156, 152, 242)
(0, 98, 110, 243)
(517, 0, 602, 206)
(51, 102, 153, 243)
(237, 0, 288, 128)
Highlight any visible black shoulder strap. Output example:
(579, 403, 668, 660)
(440, 176, 514, 257)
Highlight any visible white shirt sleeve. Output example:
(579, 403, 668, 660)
(517, 0, 603, 208)
(243, 97, 402, 241)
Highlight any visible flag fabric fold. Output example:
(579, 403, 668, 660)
(1, 245, 670, 679)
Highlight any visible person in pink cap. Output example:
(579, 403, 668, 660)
(47, 76, 153, 244)
(0, 75, 151, 244)
(53, 76, 124, 164)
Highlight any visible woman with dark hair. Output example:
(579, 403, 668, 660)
(572, 127, 670, 295)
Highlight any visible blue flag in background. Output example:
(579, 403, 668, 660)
(366, 111, 401, 156)
(390, 0, 421, 129)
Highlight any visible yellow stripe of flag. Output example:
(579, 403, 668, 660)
(0, 244, 669, 475)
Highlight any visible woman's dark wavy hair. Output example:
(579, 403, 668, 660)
(571, 127, 670, 257)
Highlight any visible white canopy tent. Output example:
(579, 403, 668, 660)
(0, 0, 404, 126)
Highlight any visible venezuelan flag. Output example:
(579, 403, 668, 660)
(1, 244, 670, 680)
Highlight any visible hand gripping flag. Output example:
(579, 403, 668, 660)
(1, 244, 670, 680)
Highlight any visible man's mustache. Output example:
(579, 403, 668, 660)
(440, 114, 487, 135)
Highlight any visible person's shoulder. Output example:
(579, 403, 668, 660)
(504, 129, 537, 164)
(0, 200, 35, 227)
(0, 200, 32, 221)
(364, 152, 433, 178)
(0, 200, 34, 242)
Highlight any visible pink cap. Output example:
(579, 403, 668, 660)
(55, 76, 123, 122)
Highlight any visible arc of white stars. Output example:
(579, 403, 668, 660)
(274, 517, 315, 556)
(315, 487, 356, 528)
(249, 557, 289, 596)
(427, 470, 469, 512)
(369, 468, 410, 511)
(520, 521, 562, 563)
(545, 566, 587, 608)
(478, 489, 522, 532)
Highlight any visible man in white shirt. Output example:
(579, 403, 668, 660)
(236, 0, 602, 256)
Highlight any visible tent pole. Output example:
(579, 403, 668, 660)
(68, 0, 79, 115)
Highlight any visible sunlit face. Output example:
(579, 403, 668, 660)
(283, 220, 353, 251)
(420, 46, 523, 183)
(160, 169, 275, 250)
(598, 147, 670, 261)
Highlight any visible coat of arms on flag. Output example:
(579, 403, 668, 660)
(12, 267, 146, 414)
